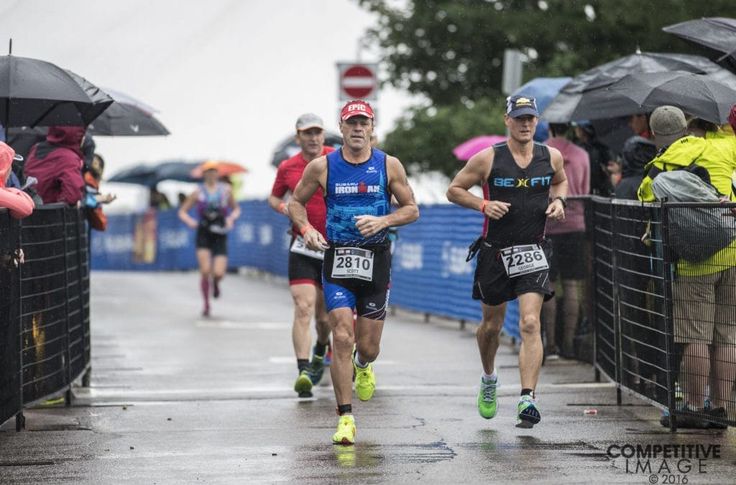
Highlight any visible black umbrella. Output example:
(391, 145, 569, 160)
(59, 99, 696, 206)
(0, 54, 113, 128)
(542, 51, 736, 122)
(606, 71, 736, 124)
(271, 131, 343, 167)
(107, 163, 159, 187)
(108, 160, 201, 187)
(87, 88, 170, 136)
(663, 18, 736, 73)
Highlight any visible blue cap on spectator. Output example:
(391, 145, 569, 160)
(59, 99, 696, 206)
(506, 95, 539, 118)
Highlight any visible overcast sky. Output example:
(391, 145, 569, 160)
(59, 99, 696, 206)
(1, 0, 415, 197)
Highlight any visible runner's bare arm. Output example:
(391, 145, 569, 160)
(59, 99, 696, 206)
(268, 165, 289, 215)
(355, 156, 419, 237)
(267, 194, 288, 215)
(545, 147, 568, 220)
(225, 189, 241, 228)
(178, 190, 199, 229)
(446, 148, 510, 220)
(289, 157, 328, 250)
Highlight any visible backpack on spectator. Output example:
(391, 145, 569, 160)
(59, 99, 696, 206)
(651, 168, 736, 262)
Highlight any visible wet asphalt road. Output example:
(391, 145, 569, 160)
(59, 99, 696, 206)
(0, 271, 734, 484)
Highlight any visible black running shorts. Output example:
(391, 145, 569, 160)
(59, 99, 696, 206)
(288, 250, 323, 286)
(472, 240, 554, 306)
(196, 227, 227, 256)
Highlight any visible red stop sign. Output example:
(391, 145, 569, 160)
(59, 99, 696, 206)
(341, 65, 376, 99)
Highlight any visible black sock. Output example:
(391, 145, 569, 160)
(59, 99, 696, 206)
(337, 404, 352, 415)
(297, 359, 309, 373)
(521, 388, 534, 398)
(314, 341, 328, 357)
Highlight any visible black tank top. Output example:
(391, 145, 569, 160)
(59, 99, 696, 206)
(483, 142, 554, 245)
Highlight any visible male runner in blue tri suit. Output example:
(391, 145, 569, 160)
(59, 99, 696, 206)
(447, 95, 568, 428)
(289, 100, 419, 445)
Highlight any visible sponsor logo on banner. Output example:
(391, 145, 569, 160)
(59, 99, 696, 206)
(396, 242, 423, 270)
(159, 229, 189, 249)
(441, 241, 472, 278)
(259, 225, 273, 246)
(101, 234, 134, 254)
(237, 223, 255, 243)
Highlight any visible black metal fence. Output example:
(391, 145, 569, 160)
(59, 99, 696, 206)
(586, 196, 736, 430)
(0, 205, 91, 430)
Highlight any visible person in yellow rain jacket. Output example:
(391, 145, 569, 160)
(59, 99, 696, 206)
(638, 105, 736, 428)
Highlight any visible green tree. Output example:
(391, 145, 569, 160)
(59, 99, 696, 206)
(384, 97, 506, 176)
(358, 0, 736, 175)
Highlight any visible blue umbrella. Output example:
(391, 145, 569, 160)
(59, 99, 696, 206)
(511, 77, 571, 141)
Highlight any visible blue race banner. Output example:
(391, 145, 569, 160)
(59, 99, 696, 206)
(92, 201, 519, 335)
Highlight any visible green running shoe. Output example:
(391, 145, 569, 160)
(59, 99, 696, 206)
(294, 370, 313, 397)
(308, 351, 326, 385)
(516, 395, 541, 428)
(477, 377, 498, 419)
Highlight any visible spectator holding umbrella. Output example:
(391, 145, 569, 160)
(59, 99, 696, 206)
(0, 142, 34, 218)
(24, 126, 86, 205)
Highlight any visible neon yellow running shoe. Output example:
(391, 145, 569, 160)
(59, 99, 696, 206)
(332, 414, 356, 445)
(354, 361, 376, 401)
(477, 377, 498, 419)
(294, 370, 313, 397)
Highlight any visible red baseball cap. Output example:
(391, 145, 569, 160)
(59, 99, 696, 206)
(340, 100, 374, 121)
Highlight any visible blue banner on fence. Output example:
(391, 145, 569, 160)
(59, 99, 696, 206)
(91, 201, 519, 336)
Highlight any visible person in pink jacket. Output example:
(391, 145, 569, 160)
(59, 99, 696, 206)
(0, 142, 34, 218)
(543, 124, 590, 359)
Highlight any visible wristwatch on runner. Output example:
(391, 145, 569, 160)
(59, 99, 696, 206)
(552, 196, 567, 208)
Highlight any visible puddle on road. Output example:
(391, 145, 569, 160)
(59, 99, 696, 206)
(302, 439, 457, 469)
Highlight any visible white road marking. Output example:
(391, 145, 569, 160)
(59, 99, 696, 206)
(195, 320, 289, 329)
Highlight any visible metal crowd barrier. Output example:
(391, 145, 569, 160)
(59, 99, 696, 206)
(0, 205, 91, 431)
(588, 196, 736, 430)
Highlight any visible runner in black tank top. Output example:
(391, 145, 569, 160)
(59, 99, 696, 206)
(447, 95, 568, 429)
(483, 142, 555, 246)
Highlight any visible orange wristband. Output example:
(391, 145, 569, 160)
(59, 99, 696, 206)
(479, 200, 489, 213)
(299, 224, 314, 236)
